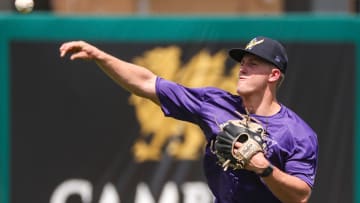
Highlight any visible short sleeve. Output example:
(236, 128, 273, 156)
(285, 131, 318, 188)
(155, 77, 205, 123)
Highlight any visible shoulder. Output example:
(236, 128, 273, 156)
(278, 105, 318, 148)
(156, 77, 238, 101)
(282, 106, 316, 135)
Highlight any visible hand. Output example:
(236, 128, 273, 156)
(234, 141, 271, 174)
(59, 41, 101, 61)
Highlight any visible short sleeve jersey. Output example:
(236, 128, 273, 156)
(155, 77, 318, 203)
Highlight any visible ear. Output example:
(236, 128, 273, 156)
(268, 68, 281, 83)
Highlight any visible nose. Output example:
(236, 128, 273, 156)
(239, 65, 247, 75)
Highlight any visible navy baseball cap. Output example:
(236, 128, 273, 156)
(229, 36, 288, 73)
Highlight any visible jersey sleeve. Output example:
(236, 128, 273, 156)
(155, 77, 206, 123)
(285, 129, 318, 188)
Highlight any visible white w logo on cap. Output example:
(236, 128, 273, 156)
(245, 38, 264, 50)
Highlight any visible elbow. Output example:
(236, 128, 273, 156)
(283, 187, 311, 203)
(299, 194, 311, 203)
(284, 196, 309, 203)
(131, 76, 158, 102)
(295, 180, 312, 203)
(301, 186, 312, 203)
(295, 188, 311, 203)
(298, 199, 309, 203)
(298, 198, 309, 203)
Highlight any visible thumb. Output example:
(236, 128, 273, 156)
(70, 52, 89, 60)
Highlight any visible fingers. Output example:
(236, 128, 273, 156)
(234, 142, 241, 148)
(245, 152, 270, 173)
(59, 40, 87, 58)
(59, 41, 75, 58)
(233, 142, 241, 155)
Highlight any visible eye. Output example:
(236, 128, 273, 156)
(248, 62, 258, 68)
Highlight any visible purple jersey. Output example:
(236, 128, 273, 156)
(155, 77, 318, 203)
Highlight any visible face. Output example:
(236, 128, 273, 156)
(236, 54, 277, 97)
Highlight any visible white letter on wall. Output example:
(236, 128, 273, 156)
(135, 182, 179, 203)
(182, 182, 213, 203)
(99, 183, 120, 203)
(50, 179, 92, 203)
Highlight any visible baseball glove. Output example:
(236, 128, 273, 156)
(214, 115, 267, 171)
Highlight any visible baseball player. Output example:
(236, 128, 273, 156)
(60, 36, 318, 203)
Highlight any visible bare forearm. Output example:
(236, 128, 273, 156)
(262, 167, 311, 203)
(94, 51, 158, 103)
(246, 153, 311, 203)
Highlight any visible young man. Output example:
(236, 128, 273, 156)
(60, 36, 318, 203)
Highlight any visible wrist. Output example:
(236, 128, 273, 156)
(257, 164, 274, 177)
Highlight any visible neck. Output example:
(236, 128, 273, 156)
(241, 91, 280, 116)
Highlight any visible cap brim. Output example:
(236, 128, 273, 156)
(229, 48, 256, 63)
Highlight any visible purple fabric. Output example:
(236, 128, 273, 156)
(155, 77, 318, 203)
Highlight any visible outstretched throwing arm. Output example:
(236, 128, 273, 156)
(60, 41, 159, 104)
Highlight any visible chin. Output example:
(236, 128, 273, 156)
(236, 89, 246, 97)
(237, 88, 252, 97)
